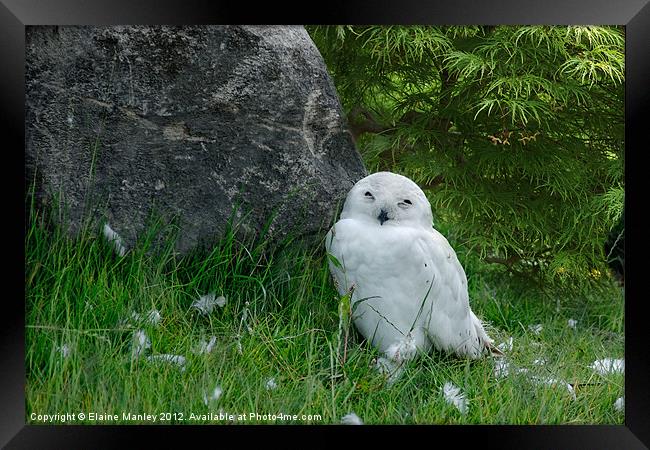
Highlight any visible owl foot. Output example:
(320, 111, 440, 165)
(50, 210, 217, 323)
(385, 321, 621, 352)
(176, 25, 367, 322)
(375, 356, 404, 385)
(385, 333, 417, 362)
(374, 333, 418, 385)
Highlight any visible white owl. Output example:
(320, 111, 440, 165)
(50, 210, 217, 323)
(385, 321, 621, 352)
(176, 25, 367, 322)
(326, 172, 500, 378)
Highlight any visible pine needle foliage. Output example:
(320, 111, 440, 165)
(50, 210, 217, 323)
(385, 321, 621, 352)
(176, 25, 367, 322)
(308, 25, 624, 285)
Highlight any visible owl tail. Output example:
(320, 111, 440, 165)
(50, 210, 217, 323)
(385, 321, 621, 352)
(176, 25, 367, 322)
(470, 310, 504, 357)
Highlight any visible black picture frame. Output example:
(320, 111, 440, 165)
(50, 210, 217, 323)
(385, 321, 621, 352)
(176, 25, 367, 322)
(5, 0, 648, 448)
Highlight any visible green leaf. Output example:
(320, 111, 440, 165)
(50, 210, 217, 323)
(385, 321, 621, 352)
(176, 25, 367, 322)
(327, 253, 344, 270)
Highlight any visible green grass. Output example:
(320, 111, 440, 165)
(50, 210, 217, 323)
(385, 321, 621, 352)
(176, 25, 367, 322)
(25, 202, 624, 425)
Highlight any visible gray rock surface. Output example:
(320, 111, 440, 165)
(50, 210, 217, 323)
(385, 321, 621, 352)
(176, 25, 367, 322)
(26, 25, 367, 253)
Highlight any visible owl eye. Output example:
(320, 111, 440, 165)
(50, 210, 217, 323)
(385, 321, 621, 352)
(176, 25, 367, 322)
(398, 199, 412, 209)
(364, 191, 374, 199)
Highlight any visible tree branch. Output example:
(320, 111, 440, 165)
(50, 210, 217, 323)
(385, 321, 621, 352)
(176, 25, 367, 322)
(347, 106, 392, 141)
(483, 255, 522, 268)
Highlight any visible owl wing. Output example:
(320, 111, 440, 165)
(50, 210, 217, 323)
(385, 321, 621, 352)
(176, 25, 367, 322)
(325, 224, 346, 297)
(416, 228, 495, 359)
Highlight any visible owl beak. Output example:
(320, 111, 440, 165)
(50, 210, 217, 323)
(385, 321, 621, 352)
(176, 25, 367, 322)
(378, 209, 390, 225)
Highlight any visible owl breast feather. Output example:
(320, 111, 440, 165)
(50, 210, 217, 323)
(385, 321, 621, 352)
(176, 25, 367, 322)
(326, 218, 444, 342)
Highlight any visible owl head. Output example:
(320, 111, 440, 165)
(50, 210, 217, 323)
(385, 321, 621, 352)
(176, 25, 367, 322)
(340, 172, 434, 229)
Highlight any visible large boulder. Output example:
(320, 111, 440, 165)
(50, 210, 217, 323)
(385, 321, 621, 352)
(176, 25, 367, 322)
(25, 25, 366, 253)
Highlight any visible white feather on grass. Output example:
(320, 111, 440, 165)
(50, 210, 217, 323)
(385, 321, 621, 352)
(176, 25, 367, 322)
(192, 293, 227, 315)
(131, 330, 151, 358)
(55, 343, 71, 359)
(494, 358, 511, 378)
(567, 318, 578, 329)
(265, 378, 278, 390)
(119, 309, 162, 328)
(614, 396, 624, 413)
(145, 309, 162, 325)
(340, 412, 363, 425)
(497, 337, 513, 352)
(118, 311, 139, 328)
(493, 359, 572, 399)
(531, 376, 576, 400)
(193, 336, 217, 354)
(590, 358, 624, 375)
(494, 359, 529, 379)
(203, 384, 223, 406)
(493, 358, 574, 400)
(102, 223, 127, 256)
(442, 382, 468, 414)
(146, 354, 186, 371)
